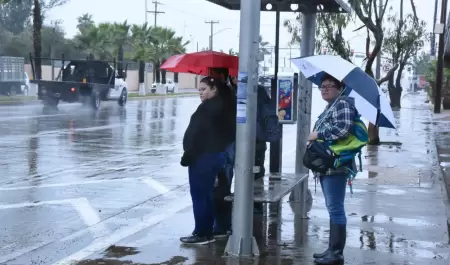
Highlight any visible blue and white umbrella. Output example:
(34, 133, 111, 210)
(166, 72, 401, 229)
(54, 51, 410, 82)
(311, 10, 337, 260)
(291, 55, 396, 129)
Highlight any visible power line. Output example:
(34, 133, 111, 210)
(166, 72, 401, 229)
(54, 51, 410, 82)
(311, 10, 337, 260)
(205, 20, 219, 50)
(147, 1, 165, 27)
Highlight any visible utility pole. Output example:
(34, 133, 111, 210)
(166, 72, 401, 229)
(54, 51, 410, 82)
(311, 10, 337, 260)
(205, 20, 219, 50)
(434, 0, 448, 113)
(145, 0, 147, 23)
(431, 0, 439, 59)
(147, 1, 165, 27)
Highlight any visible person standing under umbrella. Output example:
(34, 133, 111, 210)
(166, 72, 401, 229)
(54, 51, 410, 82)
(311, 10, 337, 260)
(179, 77, 231, 244)
(309, 74, 356, 265)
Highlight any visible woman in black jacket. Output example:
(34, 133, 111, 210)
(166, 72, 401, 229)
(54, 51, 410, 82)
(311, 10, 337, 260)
(179, 76, 231, 245)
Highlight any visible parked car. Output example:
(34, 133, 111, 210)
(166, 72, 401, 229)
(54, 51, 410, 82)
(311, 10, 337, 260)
(151, 78, 176, 93)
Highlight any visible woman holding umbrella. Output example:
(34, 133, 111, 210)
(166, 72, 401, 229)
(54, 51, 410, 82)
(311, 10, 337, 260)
(291, 54, 397, 265)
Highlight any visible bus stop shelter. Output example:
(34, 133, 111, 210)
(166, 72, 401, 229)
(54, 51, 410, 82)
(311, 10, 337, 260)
(206, 0, 351, 258)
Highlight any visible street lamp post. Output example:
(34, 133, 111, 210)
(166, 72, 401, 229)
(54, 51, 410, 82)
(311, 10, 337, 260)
(210, 27, 231, 51)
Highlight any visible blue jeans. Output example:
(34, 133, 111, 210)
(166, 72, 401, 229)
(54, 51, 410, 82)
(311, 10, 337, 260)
(320, 174, 347, 225)
(189, 152, 226, 237)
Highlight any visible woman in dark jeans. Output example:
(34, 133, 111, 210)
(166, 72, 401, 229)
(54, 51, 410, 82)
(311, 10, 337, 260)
(179, 76, 232, 245)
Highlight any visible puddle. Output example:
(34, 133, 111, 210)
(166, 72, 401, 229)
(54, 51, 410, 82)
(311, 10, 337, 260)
(439, 153, 450, 158)
(103, 245, 140, 258)
(355, 170, 379, 179)
(440, 161, 450, 167)
(378, 188, 407, 195)
(361, 213, 431, 226)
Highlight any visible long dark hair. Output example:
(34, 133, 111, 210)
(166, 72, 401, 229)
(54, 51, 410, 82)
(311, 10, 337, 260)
(200, 76, 233, 100)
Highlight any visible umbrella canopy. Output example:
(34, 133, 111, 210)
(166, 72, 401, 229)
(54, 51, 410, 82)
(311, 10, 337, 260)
(291, 55, 396, 129)
(161, 51, 238, 76)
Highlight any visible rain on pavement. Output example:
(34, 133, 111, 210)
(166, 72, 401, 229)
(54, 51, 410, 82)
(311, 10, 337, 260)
(0, 92, 450, 265)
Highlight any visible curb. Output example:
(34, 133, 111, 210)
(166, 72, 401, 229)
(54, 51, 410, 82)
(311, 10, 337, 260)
(434, 138, 450, 245)
(432, 128, 450, 244)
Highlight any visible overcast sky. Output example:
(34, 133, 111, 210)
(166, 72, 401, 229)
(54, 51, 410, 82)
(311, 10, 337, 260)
(46, 0, 442, 61)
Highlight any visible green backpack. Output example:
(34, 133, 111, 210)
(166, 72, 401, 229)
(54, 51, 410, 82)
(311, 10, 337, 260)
(317, 115, 369, 194)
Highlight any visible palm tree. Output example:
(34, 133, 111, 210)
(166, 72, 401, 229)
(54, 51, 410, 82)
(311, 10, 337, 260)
(148, 26, 189, 84)
(109, 21, 130, 77)
(74, 23, 112, 60)
(128, 23, 155, 86)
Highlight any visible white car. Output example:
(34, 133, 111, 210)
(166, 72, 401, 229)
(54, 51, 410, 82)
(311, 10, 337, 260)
(151, 78, 176, 93)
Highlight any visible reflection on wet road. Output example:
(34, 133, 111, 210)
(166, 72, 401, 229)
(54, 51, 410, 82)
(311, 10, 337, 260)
(0, 97, 303, 264)
(0, 98, 199, 263)
(1, 92, 450, 265)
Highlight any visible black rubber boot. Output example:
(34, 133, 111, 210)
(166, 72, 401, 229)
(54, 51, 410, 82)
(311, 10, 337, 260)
(314, 223, 346, 265)
(313, 220, 331, 259)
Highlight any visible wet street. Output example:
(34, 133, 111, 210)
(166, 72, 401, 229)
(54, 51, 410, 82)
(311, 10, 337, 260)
(1, 93, 450, 265)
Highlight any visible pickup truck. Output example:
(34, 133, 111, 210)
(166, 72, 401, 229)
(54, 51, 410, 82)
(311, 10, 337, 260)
(30, 57, 128, 109)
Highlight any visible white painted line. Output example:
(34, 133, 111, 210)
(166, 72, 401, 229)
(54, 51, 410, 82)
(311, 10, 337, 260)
(141, 178, 171, 194)
(7, 145, 179, 186)
(52, 196, 192, 265)
(0, 199, 75, 210)
(0, 113, 68, 122)
(0, 177, 147, 191)
(0, 198, 110, 237)
(71, 198, 109, 238)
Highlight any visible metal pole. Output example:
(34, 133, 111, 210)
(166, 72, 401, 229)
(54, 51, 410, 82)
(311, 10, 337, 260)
(210, 24, 213, 50)
(431, 0, 439, 58)
(288, 13, 317, 215)
(434, 0, 448, 113)
(224, 0, 261, 257)
(269, 4, 282, 174)
(145, 0, 147, 23)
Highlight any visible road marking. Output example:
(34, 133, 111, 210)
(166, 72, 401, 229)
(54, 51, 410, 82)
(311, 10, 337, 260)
(0, 177, 148, 191)
(142, 178, 171, 194)
(52, 195, 192, 265)
(71, 198, 109, 238)
(0, 116, 177, 142)
(0, 113, 68, 122)
(6, 146, 181, 186)
(0, 198, 76, 209)
(0, 197, 109, 236)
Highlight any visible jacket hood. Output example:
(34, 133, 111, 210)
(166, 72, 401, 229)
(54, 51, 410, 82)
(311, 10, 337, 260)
(338, 95, 355, 105)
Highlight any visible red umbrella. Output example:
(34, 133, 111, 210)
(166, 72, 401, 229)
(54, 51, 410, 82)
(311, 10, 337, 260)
(161, 51, 238, 76)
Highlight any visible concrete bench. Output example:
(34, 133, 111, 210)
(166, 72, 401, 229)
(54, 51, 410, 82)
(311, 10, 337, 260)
(224, 173, 309, 203)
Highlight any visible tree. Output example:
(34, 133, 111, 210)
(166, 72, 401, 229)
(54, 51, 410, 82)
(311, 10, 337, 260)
(425, 60, 450, 100)
(76, 13, 94, 32)
(0, 0, 32, 34)
(413, 52, 432, 75)
(148, 26, 188, 84)
(285, 0, 414, 145)
(382, 4, 426, 108)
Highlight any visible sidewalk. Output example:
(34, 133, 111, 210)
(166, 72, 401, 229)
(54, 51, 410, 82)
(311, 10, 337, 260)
(66, 92, 450, 265)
